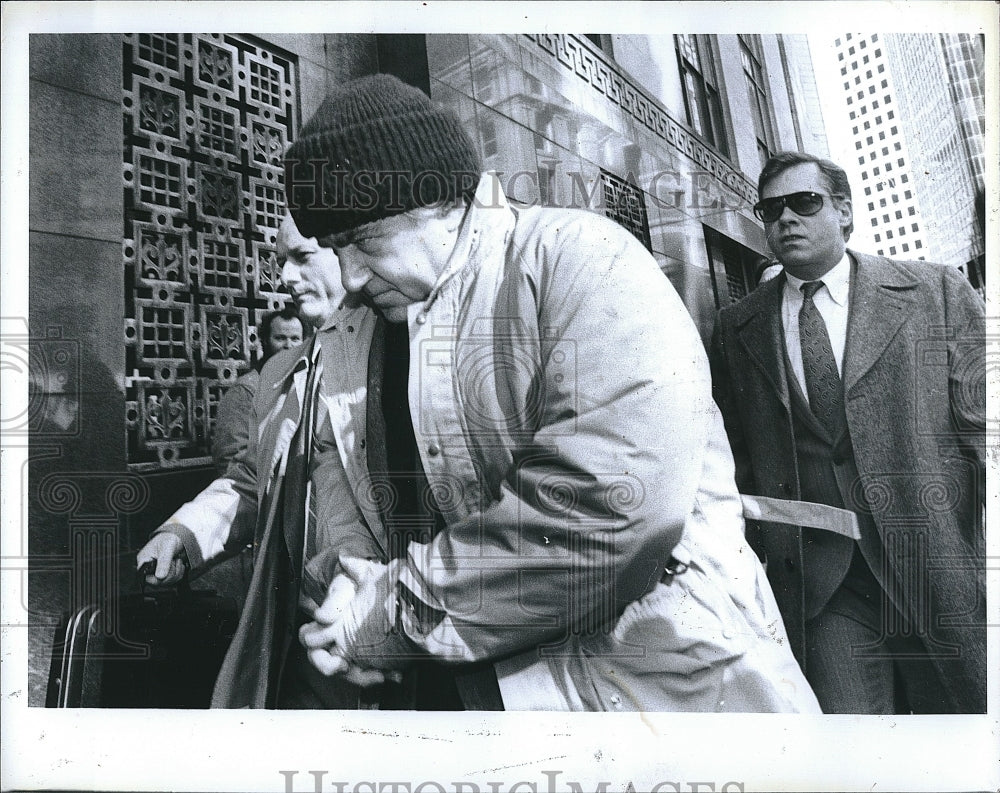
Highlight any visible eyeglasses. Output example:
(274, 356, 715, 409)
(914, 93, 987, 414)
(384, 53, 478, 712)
(753, 191, 840, 223)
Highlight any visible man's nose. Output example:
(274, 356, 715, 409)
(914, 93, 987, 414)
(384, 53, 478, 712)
(776, 204, 799, 224)
(339, 251, 370, 293)
(280, 259, 300, 288)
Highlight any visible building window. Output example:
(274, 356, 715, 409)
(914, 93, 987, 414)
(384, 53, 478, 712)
(481, 119, 498, 159)
(908, 206, 915, 215)
(601, 170, 652, 252)
(915, 239, 922, 249)
(911, 223, 919, 232)
(704, 226, 760, 305)
(889, 246, 896, 255)
(675, 34, 729, 156)
(871, 218, 878, 227)
(902, 243, 909, 252)
(875, 233, 881, 242)
(124, 33, 298, 469)
(895, 210, 902, 220)
(583, 34, 614, 56)
(739, 34, 776, 169)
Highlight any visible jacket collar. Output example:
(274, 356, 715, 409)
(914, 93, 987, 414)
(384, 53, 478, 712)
(413, 173, 516, 325)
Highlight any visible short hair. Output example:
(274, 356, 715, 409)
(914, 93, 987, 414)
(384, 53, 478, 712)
(757, 151, 854, 240)
(258, 305, 306, 363)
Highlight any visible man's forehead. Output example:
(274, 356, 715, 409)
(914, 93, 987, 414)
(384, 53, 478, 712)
(271, 316, 302, 332)
(761, 162, 825, 195)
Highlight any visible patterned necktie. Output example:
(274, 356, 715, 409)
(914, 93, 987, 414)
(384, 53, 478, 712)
(798, 281, 846, 437)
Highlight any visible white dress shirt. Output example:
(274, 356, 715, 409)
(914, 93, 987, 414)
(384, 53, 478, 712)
(781, 253, 851, 402)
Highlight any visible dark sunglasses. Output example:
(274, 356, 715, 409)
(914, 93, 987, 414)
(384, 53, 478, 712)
(753, 191, 840, 223)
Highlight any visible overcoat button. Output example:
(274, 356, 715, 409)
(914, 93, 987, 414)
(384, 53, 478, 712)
(785, 557, 796, 571)
(427, 443, 441, 456)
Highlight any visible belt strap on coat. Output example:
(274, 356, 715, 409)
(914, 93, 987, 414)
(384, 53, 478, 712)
(740, 494, 862, 540)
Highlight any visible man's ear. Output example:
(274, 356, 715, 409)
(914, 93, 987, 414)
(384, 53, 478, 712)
(838, 197, 853, 234)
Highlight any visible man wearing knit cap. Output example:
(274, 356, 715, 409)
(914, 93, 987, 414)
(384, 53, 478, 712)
(268, 74, 821, 711)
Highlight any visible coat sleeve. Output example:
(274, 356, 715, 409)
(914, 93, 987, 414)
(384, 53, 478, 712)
(153, 378, 263, 570)
(344, 214, 726, 666)
(709, 313, 757, 496)
(708, 312, 765, 557)
(942, 264, 986, 496)
(211, 376, 256, 476)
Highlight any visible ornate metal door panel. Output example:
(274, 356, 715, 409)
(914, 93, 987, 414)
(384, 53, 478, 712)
(122, 34, 297, 470)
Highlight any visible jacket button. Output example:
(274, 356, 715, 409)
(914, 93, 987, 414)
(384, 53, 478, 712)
(785, 557, 796, 571)
(427, 442, 441, 457)
(609, 694, 622, 707)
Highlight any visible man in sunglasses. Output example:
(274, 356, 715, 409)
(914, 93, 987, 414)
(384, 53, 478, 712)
(711, 151, 985, 714)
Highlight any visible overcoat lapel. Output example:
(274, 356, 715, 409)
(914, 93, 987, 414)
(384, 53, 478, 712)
(843, 251, 917, 394)
(735, 278, 791, 413)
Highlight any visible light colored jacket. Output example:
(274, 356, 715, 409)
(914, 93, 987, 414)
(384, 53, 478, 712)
(164, 175, 818, 712)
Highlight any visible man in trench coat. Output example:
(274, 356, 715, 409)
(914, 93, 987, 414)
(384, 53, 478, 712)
(711, 151, 986, 713)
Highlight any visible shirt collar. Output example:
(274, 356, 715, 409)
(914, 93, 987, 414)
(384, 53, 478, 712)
(784, 252, 851, 306)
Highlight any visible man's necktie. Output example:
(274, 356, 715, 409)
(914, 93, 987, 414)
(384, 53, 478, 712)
(798, 281, 846, 438)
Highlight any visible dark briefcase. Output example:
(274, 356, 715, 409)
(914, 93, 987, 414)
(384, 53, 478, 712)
(46, 566, 238, 708)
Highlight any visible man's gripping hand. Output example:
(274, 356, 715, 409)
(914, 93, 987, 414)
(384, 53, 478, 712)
(136, 532, 188, 586)
(299, 557, 399, 687)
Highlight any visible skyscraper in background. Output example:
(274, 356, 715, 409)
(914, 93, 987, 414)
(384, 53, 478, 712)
(825, 32, 985, 288)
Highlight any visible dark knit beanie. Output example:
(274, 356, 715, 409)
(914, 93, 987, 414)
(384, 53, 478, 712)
(284, 74, 482, 240)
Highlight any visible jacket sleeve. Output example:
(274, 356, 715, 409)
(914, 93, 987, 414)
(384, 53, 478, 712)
(153, 379, 263, 570)
(211, 376, 256, 476)
(346, 215, 724, 666)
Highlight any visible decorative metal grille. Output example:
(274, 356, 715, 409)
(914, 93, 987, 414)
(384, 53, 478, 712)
(123, 34, 297, 470)
(600, 169, 652, 252)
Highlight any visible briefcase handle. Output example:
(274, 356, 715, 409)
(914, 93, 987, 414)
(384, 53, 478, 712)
(137, 560, 192, 597)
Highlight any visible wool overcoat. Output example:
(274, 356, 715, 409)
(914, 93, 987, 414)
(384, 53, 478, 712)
(710, 251, 986, 712)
